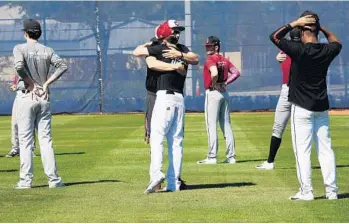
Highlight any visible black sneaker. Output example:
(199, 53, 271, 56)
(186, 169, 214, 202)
(5, 150, 19, 158)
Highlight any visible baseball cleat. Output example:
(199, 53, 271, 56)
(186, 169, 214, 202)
(14, 183, 31, 189)
(326, 192, 338, 200)
(222, 157, 236, 164)
(256, 161, 275, 170)
(144, 175, 165, 194)
(5, 149, 19, 158)
(197, 158, 217, 164)
(289, 191, 314, 201)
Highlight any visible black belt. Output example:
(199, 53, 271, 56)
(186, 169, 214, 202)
(208, 87, 214, 91)
(166, 90, 182, 95)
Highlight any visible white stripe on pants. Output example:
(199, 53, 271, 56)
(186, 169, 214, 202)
(290, 104, 337, 194)
(150, 90, 184, 191)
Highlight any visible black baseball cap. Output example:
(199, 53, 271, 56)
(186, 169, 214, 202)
(22, 19, 41, 31)
(204, 36, 220, 46)
(290, 28, 301, 42)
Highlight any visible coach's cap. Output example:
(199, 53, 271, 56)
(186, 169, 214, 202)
(290, 28, 301, 42)
(22, 19, 41, 31)
(204, 36, 220, 46)
(155, 20, 185, 39)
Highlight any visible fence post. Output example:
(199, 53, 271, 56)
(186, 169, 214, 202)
(95, 1, 103, 114)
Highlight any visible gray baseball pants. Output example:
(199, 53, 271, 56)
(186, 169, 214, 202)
(15, 91, 62, 187)
(204, 89, 235, 159)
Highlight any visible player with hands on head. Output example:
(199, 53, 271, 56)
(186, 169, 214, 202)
(270, 11, 342, 200)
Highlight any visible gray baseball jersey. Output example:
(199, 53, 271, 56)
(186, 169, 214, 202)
(13, 42, 67, 188)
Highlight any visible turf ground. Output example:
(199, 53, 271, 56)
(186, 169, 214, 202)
(0, 113, 348, 223)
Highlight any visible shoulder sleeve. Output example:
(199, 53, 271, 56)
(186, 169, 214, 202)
(205, 56, 216, 68)
(181, 45, 190, 53)
(147, 45, 163, 56)
(326, 42, 342, 58)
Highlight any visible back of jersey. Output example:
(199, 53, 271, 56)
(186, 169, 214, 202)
(14, 42, 53, 87)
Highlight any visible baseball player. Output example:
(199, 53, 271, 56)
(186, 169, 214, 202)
(197, 36, 240, 165)
(270, 11, 342, 200)
(144, 37, 160, 144)
(6, 75, 36, 158)
(13, 19, 68, 189)
(133, 20, 198, 193)
(256, 28, 301, 170)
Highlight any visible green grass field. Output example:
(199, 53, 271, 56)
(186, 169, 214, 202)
(0, 113, 348, 223)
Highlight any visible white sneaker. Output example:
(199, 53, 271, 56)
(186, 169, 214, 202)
(14, 183, 31, 189)
(222, 157, 236, 164)
(197, 158, 217, 164)
(289, 191, 314, 201)
(256, 161, 275, 170)
(144, 174, 165, 194)
(326, 192, 338, 200)
(49, 182, 66, 188)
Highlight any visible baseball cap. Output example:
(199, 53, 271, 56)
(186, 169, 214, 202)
(290, 28, 301, 42)
(204, 36, 220, 46)
(155, 20, 185, 39)
(22, 19, 41, 31)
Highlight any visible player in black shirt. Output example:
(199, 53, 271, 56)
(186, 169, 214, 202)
(144, 37, 160, 144)
(133, 20, 198, 193)
(270, 11, 342, 200)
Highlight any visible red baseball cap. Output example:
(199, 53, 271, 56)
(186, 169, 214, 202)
(155, 20, 185, 39)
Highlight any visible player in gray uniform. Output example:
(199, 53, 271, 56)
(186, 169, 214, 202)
(256, 28, 301, 170)
(12, 19, 67, 189)
(197, 36, 241, 164)
(6, 75, 36, 158)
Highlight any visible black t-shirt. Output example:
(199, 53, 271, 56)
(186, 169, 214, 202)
(270, 26, 342, 111)
(147, 43, 190, 94)
(145, 41, 161, 93)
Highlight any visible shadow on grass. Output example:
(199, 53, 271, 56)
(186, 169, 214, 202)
(33, 179, 120, 188)
(237, 159, 266, 163)
(278, 164, 349, 170)
(185, 182, 256, 190)
(312, 164, 349, 169)
(0, 169, 18, 173)
(34, 152, 86, 157)
(315, 193, 349, 200)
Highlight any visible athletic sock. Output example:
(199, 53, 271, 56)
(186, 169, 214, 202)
(267, 136, 282, 163)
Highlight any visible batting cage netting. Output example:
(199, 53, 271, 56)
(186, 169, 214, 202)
(0, 1, 348, 114)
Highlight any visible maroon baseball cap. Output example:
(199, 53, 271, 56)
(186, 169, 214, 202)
(155, 20, 185, 39)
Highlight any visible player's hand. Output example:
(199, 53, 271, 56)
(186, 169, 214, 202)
(162, 47, 182, 59)
(213, 83, 226, 92)
(9, 84, 17, 92)
(173, 63, 186, 76)
(294, 15, 316, 27)
(276, 52, 287, 62)
(42, 83, 49, 100)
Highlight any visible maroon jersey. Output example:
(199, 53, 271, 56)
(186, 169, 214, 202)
(203, 54, 235, 89)
(279, 51, 291, 84)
